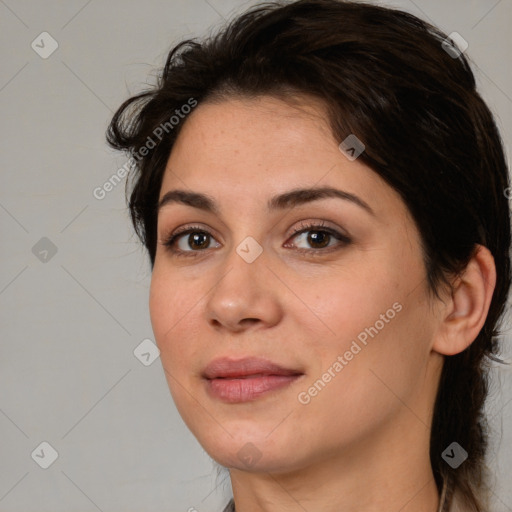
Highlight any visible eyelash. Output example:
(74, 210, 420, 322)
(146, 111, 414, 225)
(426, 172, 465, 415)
(161, 221, 351, 258)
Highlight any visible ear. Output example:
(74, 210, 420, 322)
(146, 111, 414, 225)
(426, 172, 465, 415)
(432, 244, 496, 356)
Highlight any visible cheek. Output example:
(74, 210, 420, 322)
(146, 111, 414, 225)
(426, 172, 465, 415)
(293, 250, 429, 399)
(294, 306, 431, 451)
(149, 269, 196, 370)
(149, 272, 205, 420)
(315, 289, 432, 413)
(149, 270, 172, 343)
(296, 263, 402, 350)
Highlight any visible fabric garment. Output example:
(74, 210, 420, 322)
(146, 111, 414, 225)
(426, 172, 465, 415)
(221, 477, 465, 512)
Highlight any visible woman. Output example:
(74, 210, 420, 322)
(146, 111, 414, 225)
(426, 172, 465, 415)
(106, 1, 511, 510)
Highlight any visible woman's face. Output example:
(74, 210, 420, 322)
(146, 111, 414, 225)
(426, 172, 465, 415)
(150, 95, 444, 473)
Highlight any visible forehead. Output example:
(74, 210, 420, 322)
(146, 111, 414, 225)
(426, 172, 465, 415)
(159, 95, 404, 220)
(171, 95, 333, 163)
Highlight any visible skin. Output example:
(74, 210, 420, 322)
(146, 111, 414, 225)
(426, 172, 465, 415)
(149, 95, 496, 512)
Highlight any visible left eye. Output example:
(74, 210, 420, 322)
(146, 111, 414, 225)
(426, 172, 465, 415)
(286, 225, 351, 252)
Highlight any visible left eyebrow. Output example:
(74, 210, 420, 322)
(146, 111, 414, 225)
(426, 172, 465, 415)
(157, 186, 375, 217)
(267, 186, 375, 216)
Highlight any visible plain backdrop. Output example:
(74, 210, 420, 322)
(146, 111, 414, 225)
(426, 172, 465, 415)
(0, 0, 511, 511)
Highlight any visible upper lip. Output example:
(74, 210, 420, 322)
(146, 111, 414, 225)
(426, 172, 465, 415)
(202, 357, 304, 379)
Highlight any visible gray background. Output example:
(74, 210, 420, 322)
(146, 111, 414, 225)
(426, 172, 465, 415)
(0, 0, 511, 511)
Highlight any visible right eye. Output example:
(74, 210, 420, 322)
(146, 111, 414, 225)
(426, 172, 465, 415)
(162, 225, 221, 257)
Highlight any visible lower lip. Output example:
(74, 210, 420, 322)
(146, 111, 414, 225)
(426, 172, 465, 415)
(205, 374, 303, 403)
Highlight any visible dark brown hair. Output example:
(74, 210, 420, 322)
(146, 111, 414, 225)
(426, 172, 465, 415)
(106, 1, 511, 509)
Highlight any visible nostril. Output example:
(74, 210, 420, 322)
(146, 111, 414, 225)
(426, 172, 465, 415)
(241, 318, 260, 326)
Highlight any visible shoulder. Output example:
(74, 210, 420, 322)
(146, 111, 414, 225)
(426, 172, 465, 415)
(445, 484, 485, 512)
(448, 490, 466, 512)
(221, 498, 235, 512)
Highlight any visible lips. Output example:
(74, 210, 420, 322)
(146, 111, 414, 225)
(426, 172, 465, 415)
(202, 357, 304, 403)
(202, 357, 303, 379)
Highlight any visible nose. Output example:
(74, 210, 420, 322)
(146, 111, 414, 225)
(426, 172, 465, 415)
(205, 242, 283, 333)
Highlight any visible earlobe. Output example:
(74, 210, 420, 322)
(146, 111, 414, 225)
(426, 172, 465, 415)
(432, 244, 496, 356)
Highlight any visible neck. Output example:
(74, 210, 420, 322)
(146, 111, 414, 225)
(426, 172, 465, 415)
(228, 409, 441, 512)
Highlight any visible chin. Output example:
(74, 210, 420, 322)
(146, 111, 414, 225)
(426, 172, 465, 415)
(197, 430, 305, 474)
